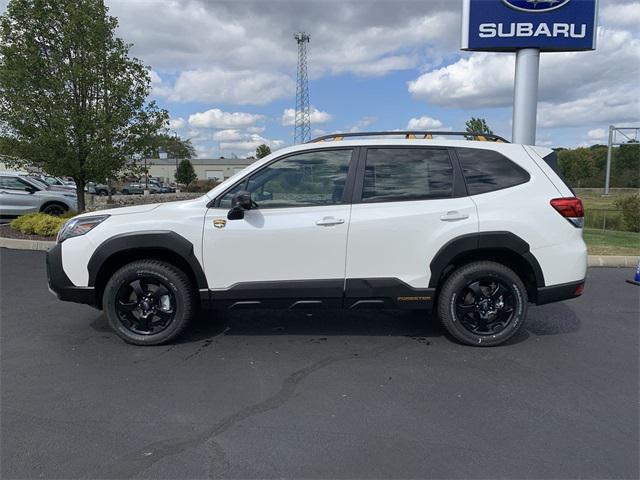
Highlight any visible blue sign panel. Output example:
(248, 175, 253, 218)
(462, 0, 598, 52)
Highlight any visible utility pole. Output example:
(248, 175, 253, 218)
(605, 125, 614, 196)
(293, 32, 311, 144)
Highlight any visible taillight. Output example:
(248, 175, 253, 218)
(550, 197, 584, 228)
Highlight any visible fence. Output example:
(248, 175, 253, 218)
(584, 209, 626, 231)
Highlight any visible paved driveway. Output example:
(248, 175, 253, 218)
(1, 248, 638, 479)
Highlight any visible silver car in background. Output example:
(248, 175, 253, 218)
(0, 171, 77, 217)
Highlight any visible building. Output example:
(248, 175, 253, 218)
(0, 157, 258, 184)
(141, 157, 257, 183)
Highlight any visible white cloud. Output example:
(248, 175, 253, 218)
(212, 129, 243, 142)
(407, 116, 443, 130)
(281, 107, 333, 126)
(408, 53, 514, 108)
(601, 3, 640, 29)
(348, 116, 377, 133)
(168, 117, 186, 130)
(110, 0, 461, 86)
(155, 69, 294, 105)
(587, 128, 608, 141)
(408, 28, 640, 128)
(220, 134, 285, 152)
(538, 90, 640, 128)
(188, 108, 264, 129)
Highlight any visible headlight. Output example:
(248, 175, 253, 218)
(57, 215, 109, 243)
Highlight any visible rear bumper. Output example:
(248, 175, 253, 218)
(46, 243, 97, 308)
(536, 279, 585, 305)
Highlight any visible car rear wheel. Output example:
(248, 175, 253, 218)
(103, 260, 195, 345)
(437, 261, 528, 347)
(42, 203, 67, 216)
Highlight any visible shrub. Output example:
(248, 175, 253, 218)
(10, 213, 68, 237)
(614, 194, 640, 233)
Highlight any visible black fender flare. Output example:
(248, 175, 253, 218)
(428, 231, 545, 288)
(87, 231, 208, 289)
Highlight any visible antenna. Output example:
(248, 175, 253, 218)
(293, 32, 311, 144)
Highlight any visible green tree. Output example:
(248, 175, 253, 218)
(175, 159, 197, 187)
(256, 144, 271, 159)
(152, 134, 195, 159)
(612, 142, 640, 188)
(0, 0, 168, 211)
(465, 118, 494, 137)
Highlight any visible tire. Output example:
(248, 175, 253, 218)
(42, 203, 67, 216)
(98, 189, 108, 196)
(437, 261, 528, 347)
(122, 189, 129, 195)
(102, 260, 196, 345)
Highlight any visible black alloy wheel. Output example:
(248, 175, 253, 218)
(115, 278, 176, 335)
(42, 203, 66, 216)
(437, 261, 528, 347)
(103, 260, 195, 345)
(455, 277, 515, 335)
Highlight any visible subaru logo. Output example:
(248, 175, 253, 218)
(501, 0, 571, 12)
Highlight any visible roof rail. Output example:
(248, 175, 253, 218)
(308, 131, 510, 143)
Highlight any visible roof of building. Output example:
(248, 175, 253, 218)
(141, 157, 255, 166)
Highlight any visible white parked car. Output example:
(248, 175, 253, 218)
(47, 132, 587, 346)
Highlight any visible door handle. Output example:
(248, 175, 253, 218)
(316, 216, 345, 227)
(440, 211, 469, 222)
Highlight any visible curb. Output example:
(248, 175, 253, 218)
(0, 237, 55, 251)
(0, 236, 638, 268)
(588, 255, 639, 268)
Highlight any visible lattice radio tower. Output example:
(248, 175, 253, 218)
(293, 32, 311, 144)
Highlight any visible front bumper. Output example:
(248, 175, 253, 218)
(536, 279, 585, 305)
(46, 243, 97, 307)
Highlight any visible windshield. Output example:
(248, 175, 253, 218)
(24, 176, 49, 190)
(45, 176, 63, 185)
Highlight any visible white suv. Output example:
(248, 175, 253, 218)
(47, 132, 587, 347)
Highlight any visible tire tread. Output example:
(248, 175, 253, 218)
(103, 259, 196, 345)
(437, 261, 528, 347)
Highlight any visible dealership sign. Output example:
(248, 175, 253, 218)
(462, 0, 598, 52)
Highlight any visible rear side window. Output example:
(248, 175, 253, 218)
(457, 148, 530, 195)
(362, 148, 453, 202)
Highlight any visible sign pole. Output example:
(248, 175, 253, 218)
(512, 48, 540, 145)
(604, 125, 614, 195)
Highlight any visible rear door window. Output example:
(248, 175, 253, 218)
(457, 148, 530, 195)
(361, 148, 454, 202)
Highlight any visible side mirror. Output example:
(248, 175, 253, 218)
(24, 186, 37, 194)
(227, 190, 252, 220)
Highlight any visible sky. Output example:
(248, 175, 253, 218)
(2, 0, 639, 157)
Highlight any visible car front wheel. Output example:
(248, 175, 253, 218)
(102, 260, 196, 345)
(437, 261, 528, 347)
(42, 203, 67, 216)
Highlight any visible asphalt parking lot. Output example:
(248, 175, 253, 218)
(1, 248, 638, 479)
